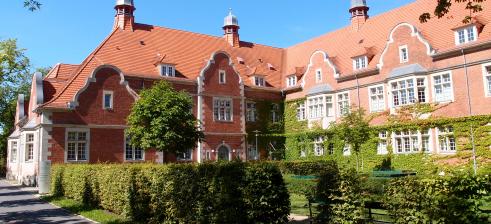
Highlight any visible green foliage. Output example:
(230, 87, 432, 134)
(330, 169, 365, 224)
(275, 160, 339, 176)
(337, 108, 371, 172)
(420, 0, 485, 24)
(283, 99, 308, 134)
(23, 0, 42, 11)
(50, 162, 290, 223)
(127, 80, 204, 153)
(385, 174, 491, 224)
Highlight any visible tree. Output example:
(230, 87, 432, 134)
(24, 0, 41, 11)
(0, 39, 32, 175)
(420, 0, 486, 23)
(127, 81, 204, 154)
(337, 108, 371, 172)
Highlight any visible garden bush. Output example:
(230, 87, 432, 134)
(50, 162, 290, 224)
(276, 160, 338, 175)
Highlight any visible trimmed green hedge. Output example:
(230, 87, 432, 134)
(51, 162, 290, 224)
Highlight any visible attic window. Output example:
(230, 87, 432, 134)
(237, 57, 245, 64)
(353, 56, 368, 70)
(254, 76, 265, 87)
(455, 25, 477, 45)
(267, 63, 275, 70)
(161, 64, 175, 77)
(286, 75, 297, 87)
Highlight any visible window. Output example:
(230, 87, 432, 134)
(177, 149, 193, 161)
(484, 65, 491, 97)
(325, 96, 334, 117)
(10, 141, 18, 163)
(308, 96, 324, 119)
(390, 77, 427, 107)
(353, 56, 368, 70)
(438, 127, 456, 153)
(219, 70, 226, 84)
(343, 144, 351, 156)
(328, 143, 335, 155)
(103, 91, 113, 110)
(399, 45, 409, 63)
(213, 98, 232, 121)
(314, 136, 324, 156)
(369, 85, 385, 112)
(421, 129, 431, 153)
(393, 130, 421, 154)
(315, 69, 322, 83)
(296, 102, 306, 121)
(25, 134, 34, 162)
(246, 102, 257, 122)
(254, 76, 265, 87)
(248, 142, 258, 160)
(455, 26, 477, 45)
(270, 103, 281, 123)
(377, 131, 388, 155)
(66, 131, 88, 162)
(161, 64, 176, 77)
(287, 75, 297, 87)
(337, 92, 350, 117)
(125, 136, 144, 161)
(433, 72, 453, 102)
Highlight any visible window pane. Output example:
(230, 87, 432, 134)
(77, 143, 87, 160)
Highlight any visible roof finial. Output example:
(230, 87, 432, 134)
(229, 8, 233, 15)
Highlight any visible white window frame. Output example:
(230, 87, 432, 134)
(296, 101, 306, 121)
(25, 133, 35, 162)
(177, 149, 193, 161)
(219, 70, 226, 84)
(9, 140, 18, 163)
(437, 127, 457, 154)
(213, 97, 233, 122)
(287, 75, 297, 87)
(343, 144, 351, 156)
(399, 45, 409, 63)
(103, 90, 114, 110)
(369, 85, 385, 112)
(313, 136, 324, 156)
(160, 64, 176, 77)
(254, 76, 265, 87)
(270, 103, 281, 123)
(454, 25, 477, 45)
(389, 77, 428, 108)
(483, 63, 491, 97)
(431, 71, 454, 103)
(353, 56, 368, 70)
(391, 129, 432, 154)
(65, 128, 90, 163)
(308, 96, 324, 119)
(337, 91, 350, 117)
(377, 131, 388, 155)
(315, 69, 322, 83)
(246, 102, 257, 122)
(124, 135, 144, 161)
(247, 142, 259, 160)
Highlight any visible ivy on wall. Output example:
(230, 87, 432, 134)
(267, 100, 491, 176)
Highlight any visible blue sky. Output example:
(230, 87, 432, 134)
(0, 0, 414, 69)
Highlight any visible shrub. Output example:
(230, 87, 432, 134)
(50, 162, 290, 223)
(276, 160, 338, 175)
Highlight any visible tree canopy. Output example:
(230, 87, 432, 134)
(420, 0, 486, 23)
(127, 81, 204, 153)
(337, 108, 371, 172)
(24, 0, 41, 11)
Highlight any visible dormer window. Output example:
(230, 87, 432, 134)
(254, 76, 265, 87)
(219, 70, 226, 84)
(353, 56, 368, 70)
(160, 64, 175, 77)
(286, 75, 297, 87)
(399, 45, 409, 63)
(455, 25, 477, 45)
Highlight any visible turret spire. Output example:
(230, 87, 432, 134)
(113, 0, 135, 31)
(223, 9, 240, 47)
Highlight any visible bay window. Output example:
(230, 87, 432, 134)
(390, 77, 427, 107)
(10, 141, 18, 163)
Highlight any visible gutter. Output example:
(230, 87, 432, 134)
(432, 40, 491, 61)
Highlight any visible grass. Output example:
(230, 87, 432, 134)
(40, 195, 129, 224)
(290, 193, 311, 216)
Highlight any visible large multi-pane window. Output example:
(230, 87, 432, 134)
(433, 72, 453, 102)
(308, 96, 324, 119)
(67, 131, 88, 162)
(455, 26, 477, 45)
(421, 129, 431, 153)
(125, 136, 143, 161)
(337, 92, 350, 116)
(296, 102, 306, 121)
(438, 127, 456, 153)
(213, 98, 232, 121)
(377, 131, 388, 155)
(25, 134, 34, 162)
(369, 85, 385, 112)
(393, 130, 420, 154)
(10, 141, 18, 163)
(270, 103, 281, 123)
(177, 149, 193, 161)
(353, 56, 368, 70)
(314, 136, 324, 156)
(484, 65, 491, 97)
(390, 77, 427, 107)
(246, 102, 257, 122)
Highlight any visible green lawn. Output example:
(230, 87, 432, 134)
(290, 193, 312, 216)
(40, 196, 129, 224)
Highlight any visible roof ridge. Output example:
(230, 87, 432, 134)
(40, 28, 120, 109)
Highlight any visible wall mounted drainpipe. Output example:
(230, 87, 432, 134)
(355, 74, 361, 109)
(462, 49, 478, 175)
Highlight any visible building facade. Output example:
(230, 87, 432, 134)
(6, 0, 491, 185)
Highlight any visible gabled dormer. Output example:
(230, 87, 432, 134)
(352, 55, 368, 71)
(159, 64, 176, 77)
(252, 75, 265, 87)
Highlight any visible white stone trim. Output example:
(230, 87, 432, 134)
(482, 62, 491, 98)
(301, 50, 340, 87)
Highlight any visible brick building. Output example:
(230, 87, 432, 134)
(6, 0, 491, 185)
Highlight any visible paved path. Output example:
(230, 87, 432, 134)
(0, 180, 93, 224)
